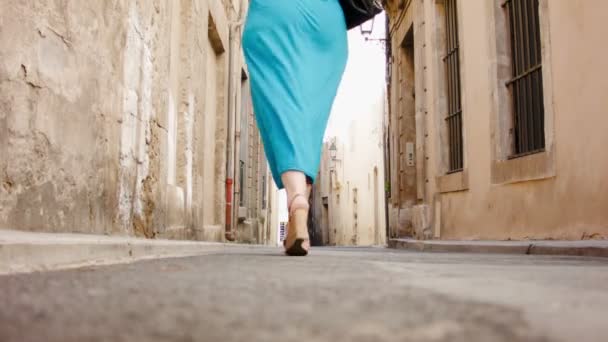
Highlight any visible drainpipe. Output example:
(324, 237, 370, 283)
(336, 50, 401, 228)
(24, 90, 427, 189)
(225, 0, 246, 241)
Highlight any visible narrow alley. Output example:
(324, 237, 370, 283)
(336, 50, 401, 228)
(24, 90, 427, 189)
(1, 0, 607, 341)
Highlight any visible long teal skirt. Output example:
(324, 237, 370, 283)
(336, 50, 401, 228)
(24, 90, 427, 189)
(243, 0, 348, 189)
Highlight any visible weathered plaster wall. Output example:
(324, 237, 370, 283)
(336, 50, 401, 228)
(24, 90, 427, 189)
(386, 0, 608, 240)
(437, 0, 608, 240)
(0, 0, 241, 240)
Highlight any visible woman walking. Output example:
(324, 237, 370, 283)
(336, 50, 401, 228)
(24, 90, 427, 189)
(243, 0, 348, 256)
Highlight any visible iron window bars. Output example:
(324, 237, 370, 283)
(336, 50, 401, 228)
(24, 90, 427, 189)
(444, 0, 464, 172)
(239, 160, 245, 207)
(503, 0, 545, 157)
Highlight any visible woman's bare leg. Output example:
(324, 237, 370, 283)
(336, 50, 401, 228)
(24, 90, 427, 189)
(281, 171, 309, 210)
(281, 170, 310, 253)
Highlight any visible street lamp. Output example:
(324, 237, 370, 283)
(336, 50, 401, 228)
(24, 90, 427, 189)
(359, 14, 387, 48)
(329, 141, 338, 161)
(359, 17, 375, 36)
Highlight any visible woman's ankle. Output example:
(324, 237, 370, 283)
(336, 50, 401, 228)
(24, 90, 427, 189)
(288, 193, 309, 214)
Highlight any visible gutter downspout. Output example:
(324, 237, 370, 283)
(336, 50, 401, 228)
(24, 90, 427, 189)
(225, 0, 246, 241)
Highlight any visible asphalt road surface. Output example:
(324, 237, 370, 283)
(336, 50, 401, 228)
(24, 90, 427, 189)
(1, 246, 607, 342)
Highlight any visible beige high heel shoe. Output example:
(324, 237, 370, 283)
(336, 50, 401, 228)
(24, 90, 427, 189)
(284, 193, 310, 256)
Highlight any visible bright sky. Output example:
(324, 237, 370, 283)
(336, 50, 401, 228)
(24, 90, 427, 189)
(325, 13, 387, 143)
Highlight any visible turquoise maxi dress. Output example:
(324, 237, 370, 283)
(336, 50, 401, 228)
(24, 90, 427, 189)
(243, 0, 348, 189)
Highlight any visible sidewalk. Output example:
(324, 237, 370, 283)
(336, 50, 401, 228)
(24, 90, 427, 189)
(3, 230, 607, 276)
(0, 229, 232, 275)
(388, 238, 608, 258)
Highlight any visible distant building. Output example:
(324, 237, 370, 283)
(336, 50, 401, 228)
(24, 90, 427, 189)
(311, 95, 387, 247)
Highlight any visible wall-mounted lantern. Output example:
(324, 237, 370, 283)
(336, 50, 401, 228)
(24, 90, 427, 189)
(329, 141, 338, 161)
(359, 13, 387, 48)
(359, 17, 375, 36)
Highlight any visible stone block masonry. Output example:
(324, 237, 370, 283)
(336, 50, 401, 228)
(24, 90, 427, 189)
(0, 0, 248, 241)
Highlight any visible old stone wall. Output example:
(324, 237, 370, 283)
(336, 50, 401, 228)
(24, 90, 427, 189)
(0, 0, 246, 240)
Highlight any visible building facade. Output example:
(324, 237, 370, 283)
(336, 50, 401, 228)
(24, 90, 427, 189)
(385, 0, 608, 240)
(311, 96, 387, 247)
(234, 81, 276, 244)
(0, 0, 275, 242)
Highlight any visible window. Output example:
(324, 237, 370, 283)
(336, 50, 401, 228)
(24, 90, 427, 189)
(444, 0, 464, 172)
(504, 0, 544, 157)
(279, 222, 286, 242)
(239, 160, 245, 207)
(261, 175, 267, 210)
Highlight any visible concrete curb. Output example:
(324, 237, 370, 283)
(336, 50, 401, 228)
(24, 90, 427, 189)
(0, 230, 233, 275)
(527, 243, 608, 258)
(388, 239, 608, 258)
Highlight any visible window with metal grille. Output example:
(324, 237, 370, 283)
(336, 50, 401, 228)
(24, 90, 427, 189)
(503, 0, 545, 157)
(444, 0, 464, 172)
(261, 175, 267, 210)
(279, 222, 286, 242)
(239, 160, 245, 207)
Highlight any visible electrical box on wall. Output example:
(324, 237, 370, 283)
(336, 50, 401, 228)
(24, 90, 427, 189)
(406, 142, 415, 167)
